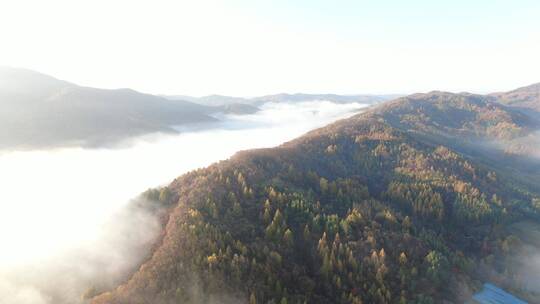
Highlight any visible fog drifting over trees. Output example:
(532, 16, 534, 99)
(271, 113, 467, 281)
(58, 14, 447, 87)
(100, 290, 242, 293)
(0, 100, 367, 304)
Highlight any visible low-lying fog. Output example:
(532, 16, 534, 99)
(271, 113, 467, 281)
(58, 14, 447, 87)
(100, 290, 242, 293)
(0, 101, 368, 304)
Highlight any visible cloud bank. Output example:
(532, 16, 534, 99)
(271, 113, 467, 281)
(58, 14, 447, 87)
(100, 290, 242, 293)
(0, 101, 367, 303)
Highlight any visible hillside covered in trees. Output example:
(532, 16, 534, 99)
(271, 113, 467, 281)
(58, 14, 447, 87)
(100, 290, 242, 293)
(491, 82, 540, 111)
(92, 91, 540, 304)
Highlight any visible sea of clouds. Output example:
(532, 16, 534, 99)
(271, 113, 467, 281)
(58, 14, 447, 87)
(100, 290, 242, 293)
(0, 101, 368, 304)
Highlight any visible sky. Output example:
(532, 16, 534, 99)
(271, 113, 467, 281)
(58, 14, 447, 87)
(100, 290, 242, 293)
(0, 0, 539, 96)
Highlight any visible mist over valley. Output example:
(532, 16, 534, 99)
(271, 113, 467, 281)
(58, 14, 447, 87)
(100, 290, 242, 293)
(2, 2, 540, 303)
(0, 86, 369, 303)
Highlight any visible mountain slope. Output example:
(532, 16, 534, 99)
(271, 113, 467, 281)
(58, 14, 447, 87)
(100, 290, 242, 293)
(490, 82, 540, 111)
(375, 92, 540, 172)
(92, 92, 540, 304)
(374, 92, 536, 141)
(0, 67, 73, 100)
(0, 68, 219, 149)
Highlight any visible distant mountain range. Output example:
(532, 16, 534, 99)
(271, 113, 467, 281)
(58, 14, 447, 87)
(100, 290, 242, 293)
(92, 85, 540, 304)
(0, 68, 214, 149)
(2, 67, 539, 152)
(0, 68, 393, 150)
(163, 93, 397, 107)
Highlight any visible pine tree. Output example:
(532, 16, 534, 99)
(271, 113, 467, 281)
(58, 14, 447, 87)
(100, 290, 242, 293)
(283, 229, 294, 248)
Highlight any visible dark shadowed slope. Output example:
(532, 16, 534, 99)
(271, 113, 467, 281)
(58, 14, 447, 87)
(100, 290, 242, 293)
(93, 91, 540, 304)
(0, 67, 223, 149)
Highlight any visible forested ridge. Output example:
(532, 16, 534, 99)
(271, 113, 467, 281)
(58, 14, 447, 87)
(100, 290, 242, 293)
(92, 92, 540, 304)
(490, 82, 540, 111)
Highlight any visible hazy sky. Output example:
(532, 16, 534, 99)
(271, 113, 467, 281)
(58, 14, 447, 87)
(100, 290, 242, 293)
(1, 0, 539, 96)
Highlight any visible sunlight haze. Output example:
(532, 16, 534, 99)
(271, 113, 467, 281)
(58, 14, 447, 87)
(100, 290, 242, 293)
(1, 0, 539, 96)
(1, 1, 540, 303)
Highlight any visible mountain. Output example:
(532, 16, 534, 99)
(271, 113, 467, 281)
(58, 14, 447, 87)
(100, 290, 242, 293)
(490, 82, 540, 111)
(374, 92, 536, 141)
(373, 92, 540, 187)
(165, 95, 252, 107)
(0, 68, 257, 150)
(215, 103, 260, 115)
(252, 93, 395, 106)
(1, 68, 395, 150)
(164, 93, 395, 107)
(0, 67, 73, 100)
(488, 83, 540, 161)
(92, 90, 540, 304)
(164, 95, 260, 114)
